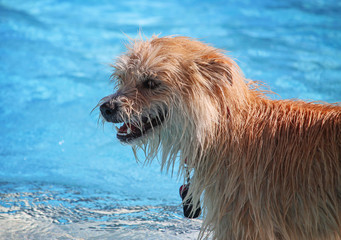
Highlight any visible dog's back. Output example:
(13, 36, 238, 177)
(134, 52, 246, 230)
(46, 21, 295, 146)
(203, 99, 341, 240)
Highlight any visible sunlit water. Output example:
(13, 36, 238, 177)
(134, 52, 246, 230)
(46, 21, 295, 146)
(0, 0, 340, 239)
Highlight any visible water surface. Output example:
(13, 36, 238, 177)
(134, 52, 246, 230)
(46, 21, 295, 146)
(0, 0, 340, 239)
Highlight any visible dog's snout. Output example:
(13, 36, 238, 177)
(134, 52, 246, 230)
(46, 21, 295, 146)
(100, 102, 113, 115)
(100, 101, 118, 122)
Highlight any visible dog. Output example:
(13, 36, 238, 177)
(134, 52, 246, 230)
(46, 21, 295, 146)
(98, 36, 341, 240)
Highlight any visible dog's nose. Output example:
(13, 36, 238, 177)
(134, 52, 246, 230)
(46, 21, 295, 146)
(100, 102, 116, 121)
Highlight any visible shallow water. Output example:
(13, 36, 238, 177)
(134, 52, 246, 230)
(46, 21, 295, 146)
(0, 0, 340, 239)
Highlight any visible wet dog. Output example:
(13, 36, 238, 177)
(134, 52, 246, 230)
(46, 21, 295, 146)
(98, 36, 341, 240)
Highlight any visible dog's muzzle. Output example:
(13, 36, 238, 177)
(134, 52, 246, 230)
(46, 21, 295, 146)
(100, 101, 120, 123)
(99, 94, 167, 143)
(99, 93, 123, 123)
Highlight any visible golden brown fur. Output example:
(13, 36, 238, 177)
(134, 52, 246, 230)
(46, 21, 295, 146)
(101, 36, 341, 240)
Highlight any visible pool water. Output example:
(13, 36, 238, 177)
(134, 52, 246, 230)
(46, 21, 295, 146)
(0, 0, 340, 239)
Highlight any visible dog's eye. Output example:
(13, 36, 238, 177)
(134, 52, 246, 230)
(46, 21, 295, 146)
(142, 78, 160, 90)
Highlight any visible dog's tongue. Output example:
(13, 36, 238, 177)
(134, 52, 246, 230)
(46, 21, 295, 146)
(118, 124, 127, 133)
(118, 123, 139, 133)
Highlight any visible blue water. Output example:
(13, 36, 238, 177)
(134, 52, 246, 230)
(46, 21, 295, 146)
(0, 0, 340, 239)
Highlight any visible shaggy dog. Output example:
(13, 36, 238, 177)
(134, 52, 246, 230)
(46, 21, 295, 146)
(98, 36, 341, 240)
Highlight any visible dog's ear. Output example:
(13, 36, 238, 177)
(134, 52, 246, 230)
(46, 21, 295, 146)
(209, 59, 233, 85)
(194, 57, 233, 86)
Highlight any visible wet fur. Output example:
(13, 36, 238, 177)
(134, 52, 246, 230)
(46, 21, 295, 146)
(102, 36, 341, 240)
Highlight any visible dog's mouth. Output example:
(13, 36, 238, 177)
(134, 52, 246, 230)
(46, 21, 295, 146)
(116, 112, 166, 143)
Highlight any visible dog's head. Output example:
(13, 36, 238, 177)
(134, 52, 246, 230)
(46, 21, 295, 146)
(98, 36, 247, 162)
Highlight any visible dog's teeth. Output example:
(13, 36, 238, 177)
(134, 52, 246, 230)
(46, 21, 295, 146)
(127, 128, 131, 134)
